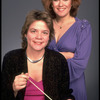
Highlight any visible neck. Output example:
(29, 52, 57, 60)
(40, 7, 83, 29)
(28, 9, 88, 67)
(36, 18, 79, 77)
(26, 48, 45, 60)
(54, 15, 75, 29)
(56, 15, 73, 24)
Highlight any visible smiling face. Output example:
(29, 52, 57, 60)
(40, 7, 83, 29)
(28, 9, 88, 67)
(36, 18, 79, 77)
(25, 20, 50, 52)
(52, 0, 72, 18)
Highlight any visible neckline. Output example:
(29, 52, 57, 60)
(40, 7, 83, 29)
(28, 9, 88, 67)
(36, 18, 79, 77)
(29, 77, 42, 83)
(55, 17, 77, 44)
(26, 54, 44, 63)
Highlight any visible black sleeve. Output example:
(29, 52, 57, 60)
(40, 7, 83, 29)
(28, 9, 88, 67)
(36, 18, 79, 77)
(1, 54, 16, 100)
(58, 55, 75, 100)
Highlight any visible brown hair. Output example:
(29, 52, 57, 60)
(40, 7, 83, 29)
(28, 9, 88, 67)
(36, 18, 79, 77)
(21, 10, 54, 49)
(41, 0, 81, 18)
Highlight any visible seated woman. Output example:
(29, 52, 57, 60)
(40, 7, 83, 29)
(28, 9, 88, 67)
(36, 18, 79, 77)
(1, 10, 75, 100)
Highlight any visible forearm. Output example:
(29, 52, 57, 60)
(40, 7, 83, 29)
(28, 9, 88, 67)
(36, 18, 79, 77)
(12, 83, 18, 97)
(60, 52, 74, 59)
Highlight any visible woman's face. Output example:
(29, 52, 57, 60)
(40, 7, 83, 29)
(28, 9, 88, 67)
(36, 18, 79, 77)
(52, 0, 72, 18)
(25, 20, 50, 52)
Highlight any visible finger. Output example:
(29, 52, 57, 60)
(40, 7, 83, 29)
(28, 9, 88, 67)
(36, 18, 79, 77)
(25, 73, 29, 76)
(15, 84, 27, 91)
(14, 76, 27, 87)
(14, 75, 27, 83)
(20, 84, 27, 89)
(21, 72, 29, 80)
(20, 82, 27, 86)
(14, 80, 27, 89)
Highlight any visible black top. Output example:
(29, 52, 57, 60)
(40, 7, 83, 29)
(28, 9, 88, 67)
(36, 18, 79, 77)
(1, 48, 75, 100)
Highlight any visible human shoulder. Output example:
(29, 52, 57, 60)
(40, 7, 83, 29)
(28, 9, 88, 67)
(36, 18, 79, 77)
(45, 48, 66, 61)
(45, 48, 68, 72)
(76, 17, 91, 30)
(75, 17, 92, 39)
(3, 48, 25, 60)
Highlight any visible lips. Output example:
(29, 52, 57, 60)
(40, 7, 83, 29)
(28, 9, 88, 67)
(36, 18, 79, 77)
(57, 8, 66, 12)
(34, 41, 43, 45)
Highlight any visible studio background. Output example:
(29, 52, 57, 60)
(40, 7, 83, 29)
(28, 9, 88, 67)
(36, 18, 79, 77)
(1, 0, 99, 100)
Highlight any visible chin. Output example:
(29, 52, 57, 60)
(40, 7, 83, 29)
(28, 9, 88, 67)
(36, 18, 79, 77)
(34, 47, 45, 51)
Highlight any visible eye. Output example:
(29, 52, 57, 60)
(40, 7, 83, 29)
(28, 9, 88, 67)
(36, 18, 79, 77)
(63, 0, 68, 1)
(43, 32, 49, 35)
(42, 31, 49, 35)
(30, 29, 36, 33)
(53, 0, 59, 1)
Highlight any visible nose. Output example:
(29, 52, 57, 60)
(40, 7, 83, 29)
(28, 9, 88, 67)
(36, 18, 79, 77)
(35, 32, 42, 40)
(59, 0, 63, 6)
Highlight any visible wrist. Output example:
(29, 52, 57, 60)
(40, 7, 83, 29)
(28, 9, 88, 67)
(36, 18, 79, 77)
(12, 83, 18, 97)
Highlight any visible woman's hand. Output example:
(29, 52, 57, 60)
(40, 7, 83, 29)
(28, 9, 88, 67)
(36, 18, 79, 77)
(12, 73, 29, 97)
(67, 99, 73, 100)
(60, 52, 74, 59)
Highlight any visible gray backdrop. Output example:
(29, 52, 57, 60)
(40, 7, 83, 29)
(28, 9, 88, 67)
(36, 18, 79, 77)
(1, 0, 99, 100)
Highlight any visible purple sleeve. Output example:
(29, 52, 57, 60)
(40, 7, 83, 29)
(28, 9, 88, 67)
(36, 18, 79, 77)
(67, 20, 92, 82)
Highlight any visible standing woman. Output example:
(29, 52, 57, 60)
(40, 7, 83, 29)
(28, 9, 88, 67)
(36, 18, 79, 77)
(41, 0, 92, 100)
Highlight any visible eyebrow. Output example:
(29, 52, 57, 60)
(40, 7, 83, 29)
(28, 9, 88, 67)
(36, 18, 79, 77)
(30, 28, 50, 32)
